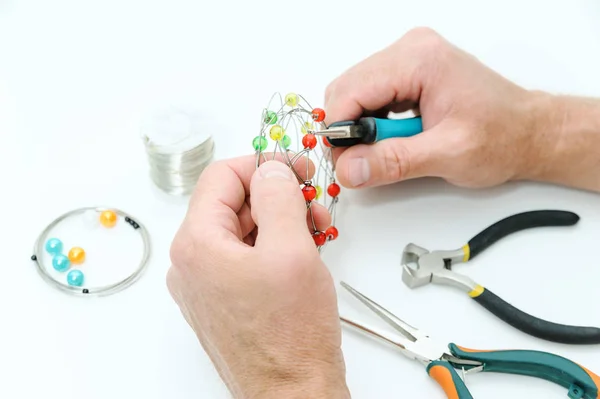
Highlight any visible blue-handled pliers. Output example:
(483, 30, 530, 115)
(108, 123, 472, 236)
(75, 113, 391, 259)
(311, 116, 422, 147)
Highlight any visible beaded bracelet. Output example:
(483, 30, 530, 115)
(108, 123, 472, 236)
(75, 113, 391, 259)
(31, 206, 151, 297)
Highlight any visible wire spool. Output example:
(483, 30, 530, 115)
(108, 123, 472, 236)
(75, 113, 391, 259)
(141, 107, 215, 196)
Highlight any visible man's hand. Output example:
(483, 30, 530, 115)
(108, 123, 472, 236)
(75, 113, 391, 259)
(324, 27, 600, 192)
(166, 157, 350, 399)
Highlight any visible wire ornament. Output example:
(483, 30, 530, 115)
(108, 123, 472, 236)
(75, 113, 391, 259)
(252, 92, 340, 252)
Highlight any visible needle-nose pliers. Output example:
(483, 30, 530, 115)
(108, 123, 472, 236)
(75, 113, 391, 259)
(311, 116, 423, 147)
(340, 281, 600, 399)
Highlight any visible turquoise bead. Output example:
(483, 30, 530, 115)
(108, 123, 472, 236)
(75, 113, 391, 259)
(67, 269, 84, 287)
(45, 238, 63, 255)
(52, 254, 70, 272)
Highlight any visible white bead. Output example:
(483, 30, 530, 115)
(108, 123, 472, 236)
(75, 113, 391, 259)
(82, 210, 100, 229)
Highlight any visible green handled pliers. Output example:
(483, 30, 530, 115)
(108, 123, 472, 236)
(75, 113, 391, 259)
(340, 281, 600, 399)
(311, 116, 422, 147)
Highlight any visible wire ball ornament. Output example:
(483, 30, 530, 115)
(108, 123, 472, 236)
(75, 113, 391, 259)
(252, 92, 340, 251)
(31, 206, 151, 297)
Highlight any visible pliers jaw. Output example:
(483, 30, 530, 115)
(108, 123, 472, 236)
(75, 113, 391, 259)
(339, 282, 483, 368)
(401, 243, 478, 292)
(311, 124, 364, 139)
(310, 118, 380, 146)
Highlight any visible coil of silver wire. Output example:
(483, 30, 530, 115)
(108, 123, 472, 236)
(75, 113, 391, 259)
(141, 106, 215, 196)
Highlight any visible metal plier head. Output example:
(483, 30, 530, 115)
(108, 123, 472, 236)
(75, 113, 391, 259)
(339, 282, 481, 368)
(401, 243, 478, 293)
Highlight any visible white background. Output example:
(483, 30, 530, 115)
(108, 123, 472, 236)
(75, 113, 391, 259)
(1, 0, 600, 398)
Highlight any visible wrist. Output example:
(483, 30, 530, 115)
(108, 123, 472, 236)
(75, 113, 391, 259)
(257, 375, 351, 399)
(517, 90, 600, 191)
(240, 360, 350, 399)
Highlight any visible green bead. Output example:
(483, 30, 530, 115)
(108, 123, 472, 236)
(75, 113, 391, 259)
(264, 110, 277, 125)
(281, 135, 291, 149)
(252, 136, 268, 151)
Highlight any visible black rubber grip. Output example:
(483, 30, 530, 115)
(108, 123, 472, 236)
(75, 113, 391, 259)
(468, 210, 579, 260)
(473, 288, 600, 344)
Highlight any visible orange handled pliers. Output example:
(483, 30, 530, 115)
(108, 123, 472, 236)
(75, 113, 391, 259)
(339, 281, 600, 399)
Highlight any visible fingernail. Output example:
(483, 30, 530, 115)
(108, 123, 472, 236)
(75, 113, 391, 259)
(348, 158, 370, 186)
(258, 161, 294, 181)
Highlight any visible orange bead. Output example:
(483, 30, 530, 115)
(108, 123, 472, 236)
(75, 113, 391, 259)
(325, 226, 339, 240)
(327, 183, 341, 197)
(322, 136, 332, 148)
(100, 210, 117, 228)
(311, 108, 326, 122)
(68, 247, 86, 264)
(302, 134, 317, 150)
(302, 185, 317, 201)
(313, 232, 326, 246)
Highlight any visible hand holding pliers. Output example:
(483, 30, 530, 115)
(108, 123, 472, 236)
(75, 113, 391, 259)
(311, 116, 423, 147)
(340, 281, 600, 399)
(401, 210, 600, 344)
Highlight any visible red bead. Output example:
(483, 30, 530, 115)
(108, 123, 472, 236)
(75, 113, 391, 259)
(327, 183, 340, 197)
(325, 226, 338, 240)
(322, 136, 332, 148)
(302, 134, 317, 150)
(313, 232, 326, 246)
(302, 185, 317, 201)
(311, 108, 326, 122)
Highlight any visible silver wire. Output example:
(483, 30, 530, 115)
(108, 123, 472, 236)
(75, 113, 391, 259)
(142, 134, 215, 196)
(31, 206, 151, 297)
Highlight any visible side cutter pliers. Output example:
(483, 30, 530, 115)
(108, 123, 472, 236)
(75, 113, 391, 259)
(401, 209, 600, 344)
(311, 116, 423, 147)
(340, 281, 600, 399)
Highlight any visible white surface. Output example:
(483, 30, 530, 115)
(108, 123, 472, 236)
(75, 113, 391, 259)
(1, 1, 600, 398)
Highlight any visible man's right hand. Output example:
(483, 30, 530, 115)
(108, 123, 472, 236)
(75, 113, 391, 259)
(324, 27, 600, 192)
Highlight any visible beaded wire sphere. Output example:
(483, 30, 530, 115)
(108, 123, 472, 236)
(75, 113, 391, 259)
(31, 206, 151, 296)
(253, 92, 340, 251)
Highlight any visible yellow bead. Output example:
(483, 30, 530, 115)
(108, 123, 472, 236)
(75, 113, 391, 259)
(315, 185, 323, 199)
(100, 210, 117, 228)
(68, 247, 86, 264)
(301, 122, 313, 135)
(285, 93, 299, 107)
(269, 125, 285, 141)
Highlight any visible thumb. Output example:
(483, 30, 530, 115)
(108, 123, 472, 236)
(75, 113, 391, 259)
(334, 126, 447, 187)
(250, 160, 312, 247)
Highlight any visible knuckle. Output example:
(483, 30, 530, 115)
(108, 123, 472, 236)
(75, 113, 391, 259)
(380, 142, 411, 182)
(324, 79, 338, 102)
(169, 228, 189, 267)
(400, 27, 449, 63)
(169, 221, 207, 269)
(165, 266, 180, 299)
(402, 27, 442, 46)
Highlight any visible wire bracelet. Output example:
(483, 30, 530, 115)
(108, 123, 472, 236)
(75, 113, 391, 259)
(31, 206, 151, 297)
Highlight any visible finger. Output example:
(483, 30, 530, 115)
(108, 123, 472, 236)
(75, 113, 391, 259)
(237, 198, 254, 239)
(307, 202, 332, 233)
(323, 28, 444, 126)
(323, 44, 421, 125)
(186, 153, 315, 242)
(334, 124, 449, 187)
(250, 161, 314, 249)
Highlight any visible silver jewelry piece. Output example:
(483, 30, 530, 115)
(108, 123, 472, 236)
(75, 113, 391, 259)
(31, 206, 151, 297)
